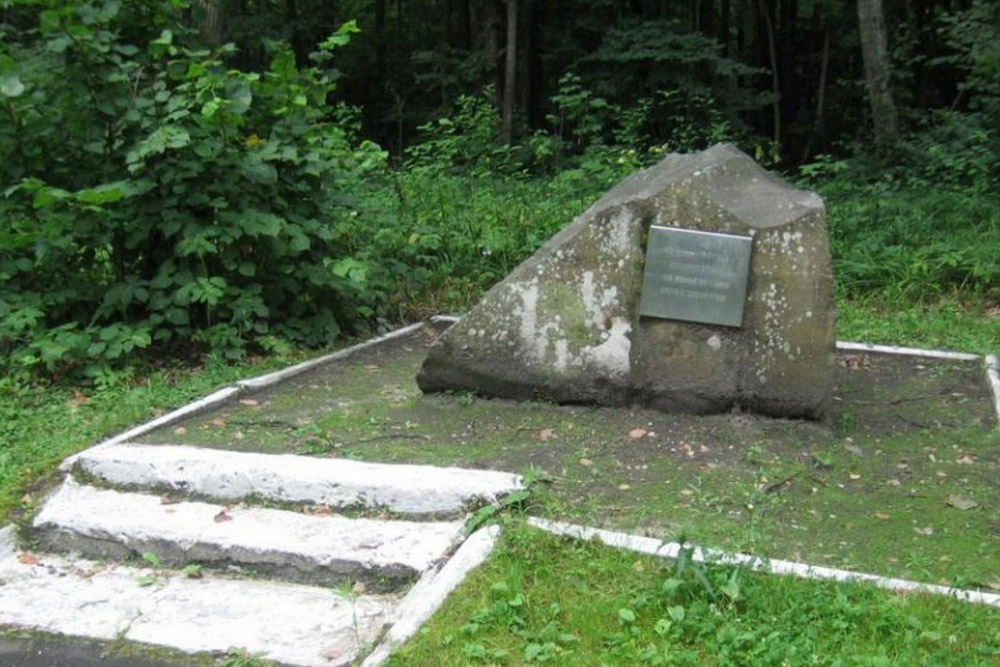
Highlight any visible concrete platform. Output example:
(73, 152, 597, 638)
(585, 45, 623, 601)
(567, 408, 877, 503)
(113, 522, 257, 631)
(33, 479, 465, 587)
(0, 549, 394, 667)
(75, 442, 522, 518)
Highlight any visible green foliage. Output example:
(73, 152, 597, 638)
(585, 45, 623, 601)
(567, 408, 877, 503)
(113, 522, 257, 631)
(0, 2, 384, 377)
(800, 154, 1000, 301)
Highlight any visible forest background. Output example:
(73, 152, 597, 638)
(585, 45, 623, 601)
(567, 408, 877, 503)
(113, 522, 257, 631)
(0, 0, 998, 454)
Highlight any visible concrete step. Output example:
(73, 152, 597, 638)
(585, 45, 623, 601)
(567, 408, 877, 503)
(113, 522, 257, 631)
(74, 442, 522, 518)
(0, 529, 394, 667)
(33, 479, 464, 588)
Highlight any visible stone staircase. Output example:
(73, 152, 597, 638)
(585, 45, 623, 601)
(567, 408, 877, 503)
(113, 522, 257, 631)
(0, 442, 521, 666)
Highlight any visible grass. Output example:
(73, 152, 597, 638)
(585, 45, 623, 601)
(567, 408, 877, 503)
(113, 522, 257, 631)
(837, 292, 1000, 355)
(0, 352, 307, 520)
(388, 521, 1000, 666)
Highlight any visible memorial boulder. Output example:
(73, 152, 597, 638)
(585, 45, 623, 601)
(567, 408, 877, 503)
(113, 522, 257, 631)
(417, 143, 835, 418)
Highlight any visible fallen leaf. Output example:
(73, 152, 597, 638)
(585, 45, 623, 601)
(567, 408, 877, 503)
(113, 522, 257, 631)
(209, 416, 227, 428)
(538, 428, 554, 442)
(234, 431, 245, 440)
(874, 512, 890, 520)
(579, 458, 593, 467)
(845, 444, 863, 456)
(838, 354, 871, 370)
(160, 495, 182, 505)
(632, 560, 645, 573)
(17, 553, 39, 565)
(956, 456, 975, 464)
(213, 510, 233, 523)
(323, 647, 344, 661)
(304, 504, 332, 516)
(914, 526, 934, 536)
(986, 582, 1000, 591)
(618, 484, 631, 491)
(352, 580, 366, 595)
(239, 399, 259, 407)
(173, 426, 187, 436)
(628, 428, 648, 439)
(72, 389, 90, 404)
(20, 493, 32, 504)
(946, 495, 978, 510)
(886, 478, 901, 486)
(849, 473, 861, 480)
(363, 364, 380, 370)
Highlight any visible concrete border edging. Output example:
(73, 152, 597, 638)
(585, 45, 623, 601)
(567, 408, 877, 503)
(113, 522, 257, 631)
(986, 354, 1000, 437)
(237, 322, 427, 391)
(835, 341, 980, 361)
(362, 525, 501, 667)
(59, 322, 429, 472)
(59, 387, 240, 471)
(528, 517, 1000, 608)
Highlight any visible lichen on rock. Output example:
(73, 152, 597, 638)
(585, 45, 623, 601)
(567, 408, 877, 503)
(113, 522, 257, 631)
(417, 143, 835, 419)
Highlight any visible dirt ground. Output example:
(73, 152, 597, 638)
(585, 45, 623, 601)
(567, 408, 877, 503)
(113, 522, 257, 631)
(138, 323, 1000, 589)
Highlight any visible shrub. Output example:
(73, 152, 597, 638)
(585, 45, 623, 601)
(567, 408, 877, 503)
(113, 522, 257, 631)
(0, 2, 384, 377)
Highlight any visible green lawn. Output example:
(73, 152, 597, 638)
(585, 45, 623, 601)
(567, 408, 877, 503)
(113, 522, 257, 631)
(388, 521, 1000, 666)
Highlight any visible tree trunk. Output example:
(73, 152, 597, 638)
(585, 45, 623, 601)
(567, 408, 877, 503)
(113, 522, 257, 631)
(456, 0, 471, 50)
(197, 0, 224, 47)
(856, 0, 898, 147)
(375, 0, 387, 71)
(501, 0, 518, 145)
(478, 0, 502, 106)
(757, 0, 781, 145)
(719, 0, 730, 56)
(518, 0, 534, 123)
(802, 25, 830, 163)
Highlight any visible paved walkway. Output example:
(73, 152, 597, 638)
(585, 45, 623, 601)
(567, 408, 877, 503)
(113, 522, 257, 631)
(1, 439, 520, 666)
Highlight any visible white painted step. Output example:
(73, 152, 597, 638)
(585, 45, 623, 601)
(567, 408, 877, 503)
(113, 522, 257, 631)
(75, 443, 523, 517)
(34, 479, 464, 586)
(0, 533, 393, 667)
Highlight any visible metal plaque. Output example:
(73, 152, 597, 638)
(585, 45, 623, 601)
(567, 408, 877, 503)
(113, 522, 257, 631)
(639, 226, 753, 327)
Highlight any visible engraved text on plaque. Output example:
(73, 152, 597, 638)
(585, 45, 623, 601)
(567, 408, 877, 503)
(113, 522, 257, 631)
(638, 226, 753, 327)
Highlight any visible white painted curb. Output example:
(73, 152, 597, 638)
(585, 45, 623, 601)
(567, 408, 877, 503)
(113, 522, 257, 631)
(60, 321, 429, 472)
(59, 387, 240, 471)
(362, 525, 501, 666)
(986, 355, 1000, 436)
(528, 518, 1000, 608)
(836, 341, 980, 361)
(237, 321, 427, 390)
(0, 525, 16, 560)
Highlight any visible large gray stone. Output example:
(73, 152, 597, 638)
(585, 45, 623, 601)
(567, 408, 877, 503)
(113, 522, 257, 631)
(418, 143, 835, 418)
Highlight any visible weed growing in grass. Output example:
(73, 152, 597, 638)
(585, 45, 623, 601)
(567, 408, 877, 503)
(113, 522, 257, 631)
(220, 649, 269, 667)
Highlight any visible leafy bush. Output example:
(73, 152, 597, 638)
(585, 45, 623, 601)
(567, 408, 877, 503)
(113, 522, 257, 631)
(0, 2, 384, 377)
